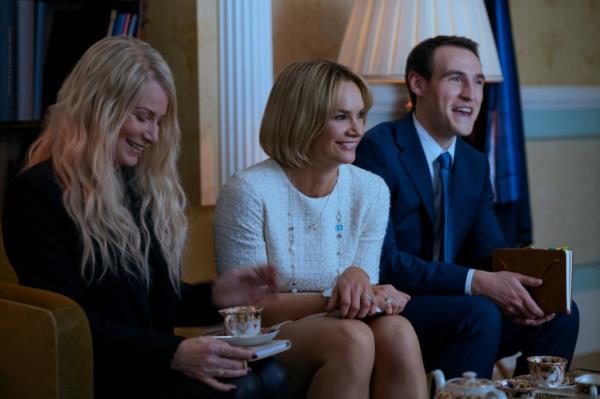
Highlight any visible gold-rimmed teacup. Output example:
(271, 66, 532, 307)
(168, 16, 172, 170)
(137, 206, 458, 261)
(219, 306, 263, 337)
(527, 356, 567, 388)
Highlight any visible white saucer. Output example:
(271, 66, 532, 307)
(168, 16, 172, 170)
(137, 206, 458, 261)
(514, 375, 575, 390)
(546, 382, 575, 389)
(213, 330, 279, 347)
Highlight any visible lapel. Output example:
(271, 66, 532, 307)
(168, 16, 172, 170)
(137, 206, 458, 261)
(393, 115, 435, 222)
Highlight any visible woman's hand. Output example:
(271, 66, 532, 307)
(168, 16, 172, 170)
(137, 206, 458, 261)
(327, 266, 374, 319)
(212, 265, 279, 309)
(171, 336, 253, 392)
(372, 284, 411, 315)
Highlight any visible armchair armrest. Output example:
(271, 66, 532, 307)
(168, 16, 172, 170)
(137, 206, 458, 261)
(0, 282, 93, 399)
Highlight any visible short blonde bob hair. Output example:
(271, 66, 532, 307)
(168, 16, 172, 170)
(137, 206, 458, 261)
(260, 59, 372, 168)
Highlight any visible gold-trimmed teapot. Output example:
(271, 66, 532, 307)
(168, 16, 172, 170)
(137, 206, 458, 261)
(432, 370, 507, 399)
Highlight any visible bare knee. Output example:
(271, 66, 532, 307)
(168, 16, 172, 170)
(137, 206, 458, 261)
(372, 315, 418, 343)
(371, 315, 422, 363)
(326, 319, 375, 367)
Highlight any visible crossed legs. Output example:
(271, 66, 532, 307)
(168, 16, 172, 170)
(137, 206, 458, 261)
(277, 313, 427, 399)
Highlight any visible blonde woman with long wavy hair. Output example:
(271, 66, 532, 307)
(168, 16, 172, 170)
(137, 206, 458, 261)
(2, 36, 287, 399)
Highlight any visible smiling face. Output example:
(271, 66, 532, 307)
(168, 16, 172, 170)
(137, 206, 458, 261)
(115, 79, 169, 168)
(307, 80, 366, 169)
(409, 45, 484, 148)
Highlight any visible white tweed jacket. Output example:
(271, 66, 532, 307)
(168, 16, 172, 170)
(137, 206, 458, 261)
(214, 158, 390, 292)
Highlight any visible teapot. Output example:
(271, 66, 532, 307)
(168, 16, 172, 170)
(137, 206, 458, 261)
(432, 370, 507, 399)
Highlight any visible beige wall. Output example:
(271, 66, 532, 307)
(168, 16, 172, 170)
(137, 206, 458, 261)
(272, 0, 352, 75)
(510, 0, 600, 86)
(507, 0, 600, 262)
(526, 138, 600, 264)
(181, 206, 217, 282)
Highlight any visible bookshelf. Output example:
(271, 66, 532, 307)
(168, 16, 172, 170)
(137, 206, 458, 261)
(0, 0, 144, 212)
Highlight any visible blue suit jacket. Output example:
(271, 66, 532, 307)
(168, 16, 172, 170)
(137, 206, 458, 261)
(355, 114, 507, 295)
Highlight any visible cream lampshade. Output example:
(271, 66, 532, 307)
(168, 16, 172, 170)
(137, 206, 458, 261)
(338, 0, 503, 83)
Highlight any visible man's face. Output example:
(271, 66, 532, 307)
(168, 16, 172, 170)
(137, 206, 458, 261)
(410, 45, 484, 147)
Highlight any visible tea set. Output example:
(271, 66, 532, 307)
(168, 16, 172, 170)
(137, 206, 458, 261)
(431, 355, 599, 398)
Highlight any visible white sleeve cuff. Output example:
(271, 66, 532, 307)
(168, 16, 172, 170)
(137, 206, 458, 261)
(465, 268, 475, 295)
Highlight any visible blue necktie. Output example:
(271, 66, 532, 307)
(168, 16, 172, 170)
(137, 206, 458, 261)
(438, 152, 453, 262)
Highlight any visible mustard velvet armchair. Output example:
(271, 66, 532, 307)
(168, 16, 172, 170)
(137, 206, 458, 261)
(0, 281, 94, 399)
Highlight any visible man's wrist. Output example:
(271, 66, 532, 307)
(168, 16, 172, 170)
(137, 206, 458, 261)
(470, 270, 491, 296)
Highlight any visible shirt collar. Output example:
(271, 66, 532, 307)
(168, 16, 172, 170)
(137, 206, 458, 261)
(413, 113, 456, 177)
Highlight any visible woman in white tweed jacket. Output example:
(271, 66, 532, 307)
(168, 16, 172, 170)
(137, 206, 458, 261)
(215, 60, 427, 399)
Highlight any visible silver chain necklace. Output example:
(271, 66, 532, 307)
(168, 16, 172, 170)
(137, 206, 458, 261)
(287, 169, 344, 293)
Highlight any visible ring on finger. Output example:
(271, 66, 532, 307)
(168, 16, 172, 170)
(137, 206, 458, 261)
(242, 360, 248, 369)
(218, 368, 224, 376)
(361, 294, 374, 302)
(385, 296, 394, 305)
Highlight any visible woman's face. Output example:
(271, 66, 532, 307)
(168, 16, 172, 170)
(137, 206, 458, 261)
(307, 80, 366, 169)
(115, 79, 169, 168)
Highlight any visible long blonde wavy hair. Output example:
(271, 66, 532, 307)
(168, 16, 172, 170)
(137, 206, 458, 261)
(25, 36, 187, 291)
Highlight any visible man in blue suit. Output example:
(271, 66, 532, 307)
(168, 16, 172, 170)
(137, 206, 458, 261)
(354, 36, 578, 379)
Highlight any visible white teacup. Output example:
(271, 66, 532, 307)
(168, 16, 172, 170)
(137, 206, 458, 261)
(575, 374, 600, 398)
(527, 356, 567, 387)
(219, 306, 262, 337)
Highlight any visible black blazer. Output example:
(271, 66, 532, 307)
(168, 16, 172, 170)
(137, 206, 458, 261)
(355, 114, 507, 295)
(2, 160, 221, 397)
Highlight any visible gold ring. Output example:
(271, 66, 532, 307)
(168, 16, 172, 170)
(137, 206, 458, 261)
(361, 294, 374, 302)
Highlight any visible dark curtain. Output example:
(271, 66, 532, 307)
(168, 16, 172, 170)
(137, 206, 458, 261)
(472, 0, 533, 247)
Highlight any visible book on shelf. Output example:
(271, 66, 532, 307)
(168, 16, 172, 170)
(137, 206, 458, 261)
(113, 12, 124, 36)
(0, 0, 16, 121)
(16, 0, 35, 121)
(492, 247, 573, 314)
(32, 0, 46, 120)
(249, 339, 291, 362)
(128, 14, 138, 37)
(122, 13, 131, 36)
(106, 9, 117, 37)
